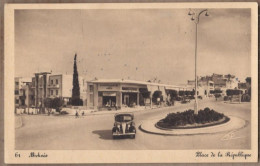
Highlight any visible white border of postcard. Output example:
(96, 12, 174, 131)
(4, 3, 258, 163)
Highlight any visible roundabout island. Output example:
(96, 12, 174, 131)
(156, 107, 230, 130)
(139, 107, 247, 136)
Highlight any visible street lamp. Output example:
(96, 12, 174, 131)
(188, 9, 209, 114)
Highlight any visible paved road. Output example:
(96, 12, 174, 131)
(15, 99, 251, 150)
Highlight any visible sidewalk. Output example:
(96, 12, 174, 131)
(15, 116, 23, 129)
(87, 105, 172, 116)
(139, 116, 247, 136)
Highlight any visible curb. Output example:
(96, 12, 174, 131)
(85, 104, 180, 116)
(15, 116, 23, 129)
(154, 116, 230, 130)
(139, 116, 248, 136)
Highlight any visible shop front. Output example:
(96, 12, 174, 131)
(87, 79, 185, 111)
(99, 91, 117, 108)
(121, 86, 142, 108)
(96, 83, 120, 109)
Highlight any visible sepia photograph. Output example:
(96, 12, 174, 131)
(4, 3, 258, 163)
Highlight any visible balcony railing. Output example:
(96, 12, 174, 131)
(48, 84, 60, 88)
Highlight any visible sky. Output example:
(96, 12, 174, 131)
(15, 8, 251, 85)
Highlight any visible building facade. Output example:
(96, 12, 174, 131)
(87, 79, 185, 111)
(15, 77, 33, 108)
(212, 73, 238, 90)
(187, 79, 214, 97)
(48, 74, 86, 105)
(15, 74, 87, 108)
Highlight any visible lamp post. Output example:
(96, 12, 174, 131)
(188, 9, 209, 114)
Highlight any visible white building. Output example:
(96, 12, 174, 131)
(48, 74, 86, 105)
(187, 79, 214, 97)
(15, 73, 87, 110)
(15, 77, 33, 108)
(87, 79, 187, 111)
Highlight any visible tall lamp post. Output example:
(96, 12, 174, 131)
(188, 9, 209, 114)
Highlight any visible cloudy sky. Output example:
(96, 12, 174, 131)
(15, 8, 251, 85)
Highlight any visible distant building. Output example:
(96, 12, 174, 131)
(238, 77, 251, 94)
(48, 74, 86, 105)
(14, 77, 33, 108)
(187, 73, 239, 96)
(15, 73, 87, 109)
(187, 79, 214, 97)
(238, 82, 247, 89)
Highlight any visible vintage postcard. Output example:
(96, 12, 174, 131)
(4, 3, 258, 163)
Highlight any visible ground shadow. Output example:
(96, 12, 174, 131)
(92, 130, 134, 140)
(92, 130, 113, 140)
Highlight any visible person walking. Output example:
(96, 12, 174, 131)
(75, 111, 79, 118)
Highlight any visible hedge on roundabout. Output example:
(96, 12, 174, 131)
(156, 107, 230, 129)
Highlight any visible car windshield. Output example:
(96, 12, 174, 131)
(115, 115, 133, 122)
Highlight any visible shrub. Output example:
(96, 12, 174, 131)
(179, 91, 185, 96)
(224, 96, 231, 101)
(226, 89, 243, 96)
(214, 93, 221, 98)
(43, 97, 64, 113)
(241, 94, 251, 102)
(52, 97, 64, 112)
(162, 107, 224, 127)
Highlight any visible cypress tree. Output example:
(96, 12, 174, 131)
(72, 53, 81, 105)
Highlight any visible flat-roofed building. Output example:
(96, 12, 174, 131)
(48, 74, 86, 105)
(14, 77, 33, 108)
(87, 79, 185, 111)
(187, 79, 214, 97)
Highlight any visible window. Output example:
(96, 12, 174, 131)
(15, 99, 19, 104)
(56, 79, 58, 84)
(51, 80, 53, 85)
(56, 90, 58, 95)
(90, 94, 94, 103)
(51, 90, 53, 95)
(15, 90, 19, 95)
(89, 85, 94, 92)
(15, 82, 19, 86)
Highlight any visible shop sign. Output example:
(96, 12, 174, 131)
(122, 87, 138, 92)
(103, 92, 116, 96)
(98, 84, 119, 91)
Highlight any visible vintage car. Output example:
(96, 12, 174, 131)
(112, 113, 136, 139)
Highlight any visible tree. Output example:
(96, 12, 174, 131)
(44, 98, 53, 115)
(72, 54, 81, 106)
(52, 97, 64, 112)
(44, 97, 64, 113)
(227, 74, 232, 81)
(245, 77, 251, 84)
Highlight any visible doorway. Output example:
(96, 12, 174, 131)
(102, 96, 116, 107)
(122, 93, 137, 107)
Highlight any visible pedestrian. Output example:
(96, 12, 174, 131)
(75, 111, 79, 118)
(157, 97, 160, 107)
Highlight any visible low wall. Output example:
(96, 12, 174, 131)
(61, 108, 89, 115)
(15, 108, 40, 114)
